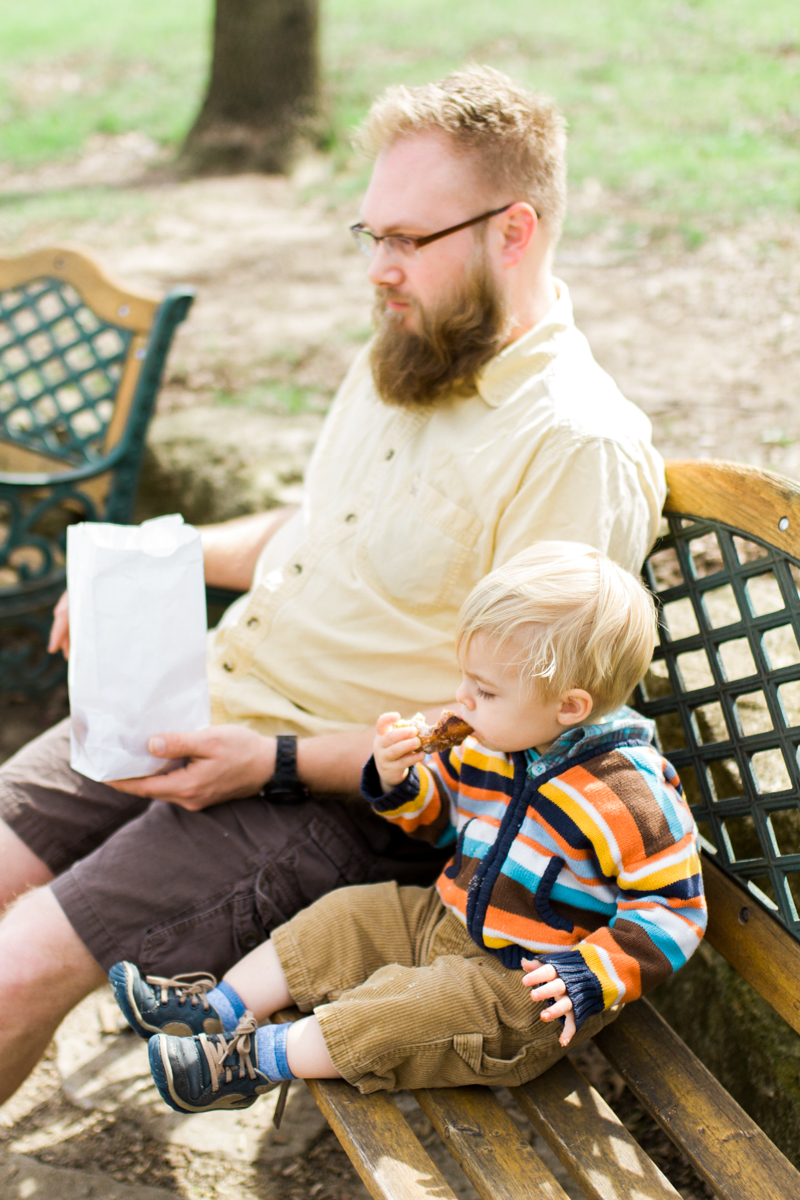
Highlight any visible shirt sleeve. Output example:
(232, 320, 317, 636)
(493, 429, 666, 576)
(360, 747, 463, 848)
(538, 760, 707, 1031)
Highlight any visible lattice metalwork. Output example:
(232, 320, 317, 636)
(0, 269, 194, 696)
(0, 277, 132, 464)
(638, 514, 800, 940)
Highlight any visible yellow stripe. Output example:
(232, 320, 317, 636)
(539, 779, 618, 878)
(462, 743, 514, 777)
(578, 943, 620, 1008)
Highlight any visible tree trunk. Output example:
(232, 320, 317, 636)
(180, 0, 319, 176)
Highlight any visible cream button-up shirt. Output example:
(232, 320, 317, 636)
(209, 281, 665, 736)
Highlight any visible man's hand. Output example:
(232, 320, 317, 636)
(374, 712, 424, 793)
(521, 958, 576, 1047)
(108, 725, 276, 811)
(48, 591, 70, 659)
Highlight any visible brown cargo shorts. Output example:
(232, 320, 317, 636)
(0, 719, 447, 977)
(272, 881, 620, 1093)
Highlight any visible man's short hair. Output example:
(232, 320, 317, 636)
(455, 542, 657, 719)
(355, 65, 567, 242)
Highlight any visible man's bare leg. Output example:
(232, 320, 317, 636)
(0, 817, 53, 912)
(0, 885, 105, 1105)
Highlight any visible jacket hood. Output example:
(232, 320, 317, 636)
(524, 705, 655, 780)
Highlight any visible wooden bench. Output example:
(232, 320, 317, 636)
(275, 459, 800, 1200)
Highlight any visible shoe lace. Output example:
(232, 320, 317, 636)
(144, 971, 218, 1009)
(199, 1011, 260, 1092)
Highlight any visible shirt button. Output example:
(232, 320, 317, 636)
(247, 616, 260, 628)
(385, 449, 394, 461)
(345, 513, 357, 523)
(241, 932, 259, 950)
(222, 661, 234, 672)
(292, 563, 303, 574)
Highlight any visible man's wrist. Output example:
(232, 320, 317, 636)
(260, 734, 310, 804)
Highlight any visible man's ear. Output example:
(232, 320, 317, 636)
(556, 689, 593, 728)
(499, 203, 537, 267)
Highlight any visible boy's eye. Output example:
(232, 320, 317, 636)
(476, 687, 495, 700)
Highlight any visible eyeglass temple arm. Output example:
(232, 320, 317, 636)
(413, 204, 515, 248)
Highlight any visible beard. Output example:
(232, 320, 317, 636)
(369, 250, 510, 408)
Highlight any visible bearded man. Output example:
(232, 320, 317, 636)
(0, 67, 665, 1105)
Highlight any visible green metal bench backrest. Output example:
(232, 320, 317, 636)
(638, 511, 800, 941)
(0, 247, 194, 695)
(0, 276, 133, 465)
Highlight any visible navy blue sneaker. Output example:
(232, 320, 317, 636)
(149, 1013, 282, 1113)
(109, 962, 223, 1040)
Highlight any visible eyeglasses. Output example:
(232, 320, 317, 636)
(350, 203, 514, 262)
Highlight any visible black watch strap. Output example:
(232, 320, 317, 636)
(262, 735, 309, 805)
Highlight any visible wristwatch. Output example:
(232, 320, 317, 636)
(262, 734, 309, 805)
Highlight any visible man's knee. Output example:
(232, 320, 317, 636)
(0, 817, 53, 911)
(0, 885, 105, 1000)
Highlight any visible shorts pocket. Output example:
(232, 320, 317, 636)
(253, 812, 371, 934)
(452, 1031, 532, 1077)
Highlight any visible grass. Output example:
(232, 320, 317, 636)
(0, 0, 799, 222)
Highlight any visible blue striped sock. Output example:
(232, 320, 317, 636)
(255, 1023, 295, 1082)
(207, 981, 246, 1032)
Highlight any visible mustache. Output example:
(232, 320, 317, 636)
(376, 287, 414, 309)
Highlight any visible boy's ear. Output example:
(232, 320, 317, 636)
(557, 689, 593, 727)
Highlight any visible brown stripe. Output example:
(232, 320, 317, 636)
(583, 750, 674, 857)
(488, 872, 607, 934)
(610, 917, 673, 993)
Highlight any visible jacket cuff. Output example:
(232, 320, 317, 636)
(360, 757, 421, 810)
(538, 949, 605, 1032)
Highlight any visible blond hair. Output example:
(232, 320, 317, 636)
(456, 542, 657, 719)
(354, 65, 567, 242)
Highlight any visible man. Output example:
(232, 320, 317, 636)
(0, 66, 665, 1105)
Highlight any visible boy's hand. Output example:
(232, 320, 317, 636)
(374, 712, 425, 793)
(521, 958, 576, 1047)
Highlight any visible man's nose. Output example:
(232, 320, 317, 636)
(367, 241, 404, 288)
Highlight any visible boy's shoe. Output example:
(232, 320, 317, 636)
(149, 1013, 281, 1113)
(109, 961, 223, 1040)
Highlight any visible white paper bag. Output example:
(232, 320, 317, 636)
(67, 514, 210, 782)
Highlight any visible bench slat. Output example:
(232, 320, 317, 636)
(702, 854, 800, 1036)
(594, 998, 800, 1200)
(306, 1077, 460, 1200)
(510, 1056, 681, 1200)
(413, 1085, 572, 1200)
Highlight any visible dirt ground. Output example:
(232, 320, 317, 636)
(1, 135, 799, 1198)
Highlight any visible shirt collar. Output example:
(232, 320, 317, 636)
(476, 277, 574, 409)
(524, 705, 656, 779)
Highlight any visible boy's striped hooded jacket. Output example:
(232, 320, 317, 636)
(361, 709, 706, 1031)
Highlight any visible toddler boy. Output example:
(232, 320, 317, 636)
(110, 542, 706, 1110)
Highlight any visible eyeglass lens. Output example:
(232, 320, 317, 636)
(351, 229, 419, 261)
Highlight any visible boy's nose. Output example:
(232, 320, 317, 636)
(455, 683, 474, 710)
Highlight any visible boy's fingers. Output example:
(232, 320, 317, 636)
(376, 712, 402, 735)
(383, 735, 422, 759)
(521, 963, 557, 987)
(540, 997, 573, 1021)
(559, 1011, 577, 1047)
(530, 978, 566, 1002)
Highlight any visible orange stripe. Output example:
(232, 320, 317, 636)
(515, 826, 595, 863)
(559, 763, 648, 863)
(458, 782, 511, 805)
(586, 928, 643, 998)
(457, 808, 501, 828)
(483, 905, 592, 947)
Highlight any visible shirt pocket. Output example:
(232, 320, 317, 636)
(357, 474, 483, 614)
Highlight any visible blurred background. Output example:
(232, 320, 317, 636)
(0, 4, 799, 1198)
